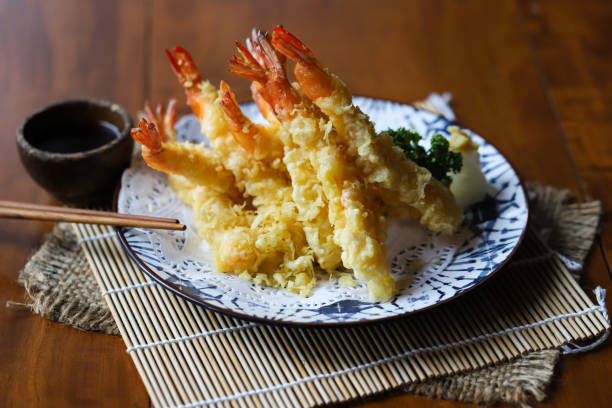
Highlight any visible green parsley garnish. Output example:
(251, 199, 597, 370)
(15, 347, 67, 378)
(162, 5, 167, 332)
(387, 127, 462, 187)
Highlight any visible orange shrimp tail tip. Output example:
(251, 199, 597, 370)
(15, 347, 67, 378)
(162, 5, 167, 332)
(249, 30, 284, 75)
(246, 32, 302, 118)
(218, 80, 239, 105)
(142, 99, 177, 142)
(247, 28, 286, 67)
(247, 29, 265, 67)
(131, 118, 163, 153)
(218, 87, 256, 154)
(250, 81, 265, 101)
(165, 46, 202, 88)
(219, 80, 230, 95)
(228, 42, 267, 83)
(271, 26, 334, 100)
(271, 26, 319, 68)
(250, 81, 278, 123)
(165, 49, 183, 83)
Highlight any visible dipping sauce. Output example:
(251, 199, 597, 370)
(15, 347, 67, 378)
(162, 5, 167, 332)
(32, 120, 121, 153)
(17, 99, 134, 204)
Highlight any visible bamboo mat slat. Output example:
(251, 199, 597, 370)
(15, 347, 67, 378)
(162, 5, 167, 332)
(73, 223, 609, 408)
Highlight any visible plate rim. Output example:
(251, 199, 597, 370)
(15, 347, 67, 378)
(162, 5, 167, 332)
(113, 99, 530, 328)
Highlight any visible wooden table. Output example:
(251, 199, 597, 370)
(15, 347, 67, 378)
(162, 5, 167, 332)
(1, 1, 610, 406)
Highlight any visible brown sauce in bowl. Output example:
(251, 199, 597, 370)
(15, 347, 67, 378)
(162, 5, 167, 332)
(32, 120, 121, 153)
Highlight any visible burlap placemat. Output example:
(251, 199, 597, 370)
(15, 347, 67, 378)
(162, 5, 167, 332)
(9, 181, 603, 407)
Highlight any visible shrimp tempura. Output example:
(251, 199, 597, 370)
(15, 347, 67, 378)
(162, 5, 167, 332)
(133, 103, 315, 295)
(164, 48, 324, 294)
(230, 31, 395, 301)
(271, 26, 462, 234)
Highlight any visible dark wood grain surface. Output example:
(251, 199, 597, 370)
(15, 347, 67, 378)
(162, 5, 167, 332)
(1, 1, 610, 407)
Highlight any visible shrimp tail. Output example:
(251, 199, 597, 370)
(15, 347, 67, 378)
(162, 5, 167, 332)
(165, 46, 202, 89)
(166, 46, 208, 119)
(271, 26, 335, 100)
(271, 26, 321, 69)
(131, 118, 163, 154)
(250, 30, 284, 77)
(143, 99, 177, 142)
(218, 80, 256, 153)
(230, 29, 301, 120)
(228, 40, 267, 83)
(247, 28, 286, 67)
(251, 82, 279, 125)
(229, 29, 286, 82)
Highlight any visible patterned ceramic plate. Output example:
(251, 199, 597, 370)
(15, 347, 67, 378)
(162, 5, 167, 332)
(116, 97, 528, 326)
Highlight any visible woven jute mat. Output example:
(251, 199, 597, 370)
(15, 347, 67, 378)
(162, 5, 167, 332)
(10, 182, 604, 407)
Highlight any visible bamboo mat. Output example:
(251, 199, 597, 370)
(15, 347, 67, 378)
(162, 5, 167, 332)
(73, 223, 609, 408)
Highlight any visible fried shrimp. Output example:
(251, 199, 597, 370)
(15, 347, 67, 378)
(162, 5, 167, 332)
(165, 49, 320, 294)
(165, 47, 229, 146)
(251, 81, 280, 127)
(219, 80, 284, 163)
(246, 52, 342, 276)
(217, 81, 292, 205)
(231, 32, 342, 275)
(230, 31, 395, 301)
(166, 46, 257, 185)
(131, 115, 259, 273)
(271, 26, 462, 234)
(133, 105, 317, 295)
(166, 47, 286, 189)
(131, 117, 239, 198)
(130, 28, 470, 302)
(220, 83, 317, 294)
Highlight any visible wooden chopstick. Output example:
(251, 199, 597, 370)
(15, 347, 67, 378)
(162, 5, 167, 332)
(0, 200, 186, 231)
(0, 200, 178, 223)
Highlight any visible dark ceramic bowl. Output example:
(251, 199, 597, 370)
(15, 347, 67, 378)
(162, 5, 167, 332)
(17, 99, 134, 205)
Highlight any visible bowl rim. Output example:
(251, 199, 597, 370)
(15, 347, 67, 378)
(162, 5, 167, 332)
(16, 98, 133, 161)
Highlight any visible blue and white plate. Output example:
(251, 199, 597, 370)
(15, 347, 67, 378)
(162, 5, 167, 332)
(116, 97, 528, 326)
